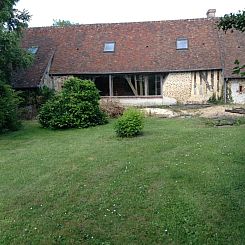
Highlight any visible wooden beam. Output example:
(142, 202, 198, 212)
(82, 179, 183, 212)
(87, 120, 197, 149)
(144, 76, 149, 96)
(126, 76, 138, 96)
(160, 74, 163, 96)
(109, 75, 113, 96)
(200, 71, 212, 91)
(134, 75, 138, 95)
(139, 76, 143, 96)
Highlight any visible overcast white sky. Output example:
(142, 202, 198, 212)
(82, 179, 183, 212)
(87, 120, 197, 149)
(16, 0, 244, 27)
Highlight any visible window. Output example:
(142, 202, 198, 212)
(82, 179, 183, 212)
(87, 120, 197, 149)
(27, 46, 38, 54)
(176, 38, 188, 50)
(104, 42, 115, 52)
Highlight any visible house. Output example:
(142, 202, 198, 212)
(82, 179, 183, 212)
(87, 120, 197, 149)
(12, 9, 245, 105)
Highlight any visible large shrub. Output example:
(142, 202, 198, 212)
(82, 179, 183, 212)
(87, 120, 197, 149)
(38, 78, 107, 129)
(114, 108, 144, 137)
(0, 80, 21, 133)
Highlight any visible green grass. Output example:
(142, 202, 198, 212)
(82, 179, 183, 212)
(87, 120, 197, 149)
(0, 118, 244, 244)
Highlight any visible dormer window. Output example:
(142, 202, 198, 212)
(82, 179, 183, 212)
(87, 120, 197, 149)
(27, 46, 39, 54)
(176, 38, 188, 50)
(104, 42, 115, 52)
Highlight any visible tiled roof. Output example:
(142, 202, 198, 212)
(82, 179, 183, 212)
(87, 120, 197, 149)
(218, 29, 245, 79)
(12, 35, 55, 88)
(12, 18, 245, 88)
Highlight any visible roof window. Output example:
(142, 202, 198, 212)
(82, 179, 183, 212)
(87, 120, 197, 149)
(27, 46, 39, 54)
(104, 42, 115, 52)
(176, 38, 188, 50)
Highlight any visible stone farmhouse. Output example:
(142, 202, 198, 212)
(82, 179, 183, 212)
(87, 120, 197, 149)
(13, 9, 245, 105)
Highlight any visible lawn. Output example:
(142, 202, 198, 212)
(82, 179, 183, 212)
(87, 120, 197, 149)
(0, 118, 244, 244)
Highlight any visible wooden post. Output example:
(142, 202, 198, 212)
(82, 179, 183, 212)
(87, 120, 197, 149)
(109, 75, 113, 96)
(144, 75, 149, 96)
(139, 76, 143, 96)
(134, 75, 138, 95)
(199, 72, 203, 95)
(160, 74, 163, 96)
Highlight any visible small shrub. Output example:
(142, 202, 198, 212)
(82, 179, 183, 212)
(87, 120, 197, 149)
(100, 99, 125, 118)
(0, 80, 21, 133)
(38, 78, 107, 129)
(114, 108, 144, 137)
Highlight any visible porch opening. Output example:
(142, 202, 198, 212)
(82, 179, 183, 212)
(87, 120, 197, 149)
(148, 75, 161, 95)
(94, 76, 109, 96)
(91, 73, 166, 97)
(113, 76, 134, 96)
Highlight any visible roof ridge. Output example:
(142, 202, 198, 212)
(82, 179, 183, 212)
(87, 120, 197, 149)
(26, 17, 220, 30)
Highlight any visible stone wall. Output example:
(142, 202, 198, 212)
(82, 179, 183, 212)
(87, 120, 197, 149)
(101, 96, 176, 106)
(228, 79, 245, 104)
(163, 70, 224, 103)
(43, 75, 72, 91)
(163, 72, 192, 103)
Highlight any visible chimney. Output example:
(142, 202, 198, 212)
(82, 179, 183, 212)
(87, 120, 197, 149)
(206, 9, 216, 18)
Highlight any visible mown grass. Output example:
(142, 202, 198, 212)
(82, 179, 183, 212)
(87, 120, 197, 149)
(0, 118, 244, 244)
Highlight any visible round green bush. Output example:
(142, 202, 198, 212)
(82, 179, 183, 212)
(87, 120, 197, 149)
(38, 78, 107, 129)
(114, 108, 144, 137)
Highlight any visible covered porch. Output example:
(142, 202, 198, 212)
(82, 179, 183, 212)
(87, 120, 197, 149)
(80, 73, 165, 97)
(77, 73, 175, 105)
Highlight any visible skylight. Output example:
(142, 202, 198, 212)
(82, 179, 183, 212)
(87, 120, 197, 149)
(176, 38, 188, 50)
(104, 42, 115, 52)
(27, 46, 39, 54)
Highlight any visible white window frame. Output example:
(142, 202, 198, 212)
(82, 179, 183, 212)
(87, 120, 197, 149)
(104, 42, 115, 52)
(176, 38, 188, 50)
(27, 46, 39, 54)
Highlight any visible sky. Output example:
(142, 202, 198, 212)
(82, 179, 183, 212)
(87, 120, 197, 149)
(16, 0, 245, 27)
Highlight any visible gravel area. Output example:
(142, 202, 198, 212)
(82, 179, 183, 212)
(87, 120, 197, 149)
(143, 105, 245, 118)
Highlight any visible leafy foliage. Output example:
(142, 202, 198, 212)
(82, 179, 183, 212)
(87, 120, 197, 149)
(38, 78, 107, 129)
(114, 108, 144, 137)
(0, 80, 21, 132)
(0, 0, 32, 132)
(20, 86, 55, 108)
(19, 86, 55, 120)
(207, 94, 224, 104)
(218, 10, 245, 33)
(233, 59, 245, 77)
(0, 0, 33, 82)
(53, 19, 79, 27)
(218, 10, 245, 77)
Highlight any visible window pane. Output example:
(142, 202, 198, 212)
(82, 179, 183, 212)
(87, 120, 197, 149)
(104, 42, 115, 52)
(27, 46, 38, 54)
(176, 39, 188, 49)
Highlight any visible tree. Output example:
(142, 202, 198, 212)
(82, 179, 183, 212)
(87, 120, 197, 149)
(218, 10, 245, 33)
(53, 19, 79, 27)
(0, 0, 33, 82)
(218, 10, 245, 76)
(0, 0, 32, 132)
